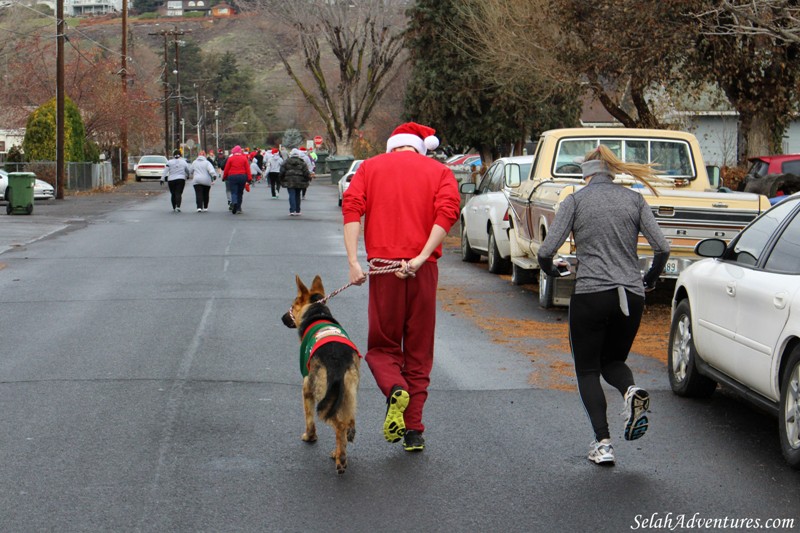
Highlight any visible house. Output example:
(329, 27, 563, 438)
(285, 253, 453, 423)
(183, 0, 210, 16)
(165, 0, 183, 16)
(67, 0, 122, 15)
(578, 87, 767, 168)
(0, 107, 27, 161)
(211, 2, 234, 17)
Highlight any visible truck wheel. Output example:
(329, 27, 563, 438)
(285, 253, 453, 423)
(460, 224, 480, 263)
(487, 230, 511, 274)
(538, 268, 555, 308)
(511, 263, 535, 285)
(667, 299, 717, 398)
(779, 346, 800, 468)
(25, 203, 33, 215)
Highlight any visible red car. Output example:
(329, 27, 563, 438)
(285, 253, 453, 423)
(740, 154, 800, 198)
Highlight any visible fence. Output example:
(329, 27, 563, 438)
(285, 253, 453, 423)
(1, 161, 114, 192)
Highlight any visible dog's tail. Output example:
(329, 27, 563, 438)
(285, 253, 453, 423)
(317, 376, 344, 421)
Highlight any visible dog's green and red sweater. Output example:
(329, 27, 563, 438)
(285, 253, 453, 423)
(299, 320, 361, 377)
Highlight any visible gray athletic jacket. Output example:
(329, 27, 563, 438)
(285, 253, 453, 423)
(537, 173, 670, 297)
(162, 156, 192, 182)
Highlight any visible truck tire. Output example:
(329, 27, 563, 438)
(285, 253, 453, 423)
(487, 230, 511, 274)
(511, 263, 535, 285)
(538, 268, 555, 308)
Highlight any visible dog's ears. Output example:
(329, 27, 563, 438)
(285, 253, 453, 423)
(295, 275, 309, 299)
(310, 275, 325, 296)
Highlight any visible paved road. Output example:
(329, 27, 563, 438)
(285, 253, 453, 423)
(0, 178, 798, 532)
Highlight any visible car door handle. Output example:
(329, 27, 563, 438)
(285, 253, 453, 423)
(775, 292, 788, 309)
(726, 282, 736, 297)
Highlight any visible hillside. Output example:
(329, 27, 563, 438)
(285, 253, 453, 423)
(71, 13, 406, 151)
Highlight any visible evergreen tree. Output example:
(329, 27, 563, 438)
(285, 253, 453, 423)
(132, 0, 160, 13)
(405, 0, 580, 161)
(22, 96, 85, 162)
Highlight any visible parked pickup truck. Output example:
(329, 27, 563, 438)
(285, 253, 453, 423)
(506, 128, 772, 307)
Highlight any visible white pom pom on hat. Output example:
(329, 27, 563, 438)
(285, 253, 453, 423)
(386, 122, 440, 155)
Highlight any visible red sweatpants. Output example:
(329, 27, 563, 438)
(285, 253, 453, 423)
(366, 261, 438, 433)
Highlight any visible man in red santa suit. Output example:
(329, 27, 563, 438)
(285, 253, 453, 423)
(342, 122, 460, 452)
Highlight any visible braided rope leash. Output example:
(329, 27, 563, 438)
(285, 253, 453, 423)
(288, 259, 412, 323)
(320, 258, 410, 304)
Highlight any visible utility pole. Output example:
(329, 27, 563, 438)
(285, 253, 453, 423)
(56, 0, 65, 199)
(215, 107, 219, 152)
(148, 27, 189, 155)
(195, 88, 201, 153)
(120, 0, 128, 182)
(174, 30, 182, 152)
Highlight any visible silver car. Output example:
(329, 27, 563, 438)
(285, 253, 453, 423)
(0, 169, 55, 201)
(338, 159, 364, 207)
(669, 193, 800, 468)
(459, 156, 533, 274)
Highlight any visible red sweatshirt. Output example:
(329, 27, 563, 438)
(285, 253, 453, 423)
(342, 151, 460, 262)
(222, 153, 252, 181)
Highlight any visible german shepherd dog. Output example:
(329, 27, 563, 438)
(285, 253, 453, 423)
(281, 275, 360, 474)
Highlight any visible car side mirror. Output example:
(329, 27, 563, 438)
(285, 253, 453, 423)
(460, 182, 477, 194)
(706, 165, 722, 189)
(505, 164, 521, 188)
(695, 238, 727, 258)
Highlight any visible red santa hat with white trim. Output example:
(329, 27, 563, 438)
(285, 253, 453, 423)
(386, 122, 440, 155)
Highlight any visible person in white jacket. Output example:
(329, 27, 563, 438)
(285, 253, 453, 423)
(265, 148, 283, 198)
(191, 151, 217, 212)
(161, 149, 192, 212)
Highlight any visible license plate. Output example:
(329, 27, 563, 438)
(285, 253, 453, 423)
(664, 258, 680, 275)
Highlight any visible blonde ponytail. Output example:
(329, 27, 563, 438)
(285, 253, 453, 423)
(585, 145, 660, 196)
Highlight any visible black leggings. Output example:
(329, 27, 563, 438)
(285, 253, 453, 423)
(194, 184, 210, 209)
(569, 289, 645, 441)
(168, 179, 185, 209)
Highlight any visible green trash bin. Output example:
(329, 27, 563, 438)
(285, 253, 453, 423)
(326, 155, 355, 185)
(6, 172, 35, 215)
(315, 151, 329, 174)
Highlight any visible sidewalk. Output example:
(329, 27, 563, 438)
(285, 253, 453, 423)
(0, 179, 163, 255)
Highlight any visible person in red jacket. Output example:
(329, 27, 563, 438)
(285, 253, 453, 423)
(342, 122, 460, 452)
(222, 145, 252, 214)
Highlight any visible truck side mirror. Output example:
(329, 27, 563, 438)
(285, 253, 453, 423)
(706, 165, 722, 190)
(505, 164, 521, 188)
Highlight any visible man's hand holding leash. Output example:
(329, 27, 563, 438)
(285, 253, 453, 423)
(349, 261, 367, 286)
(396, 256, 425, 279)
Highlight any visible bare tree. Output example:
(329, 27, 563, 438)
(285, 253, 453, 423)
(695, 0, 800, 44)
(241, 0, 408, 155)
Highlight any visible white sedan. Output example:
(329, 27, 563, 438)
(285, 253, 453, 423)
(459, 156, 533, 274)
(338, 159, 363, 207)
(0, 169, 55, 201)
(669, 192, 800, 468)
(134, 155, 168, 181)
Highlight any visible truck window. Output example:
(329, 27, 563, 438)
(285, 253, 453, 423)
(782, 160, 800, 175)
(652, 141, 693, 177)
(553, 137, 695, 179)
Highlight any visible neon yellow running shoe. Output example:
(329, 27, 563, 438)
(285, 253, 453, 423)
(383, 386, 409, 443)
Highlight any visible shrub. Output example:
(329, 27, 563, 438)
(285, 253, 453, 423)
(23, 96, 86, 162)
